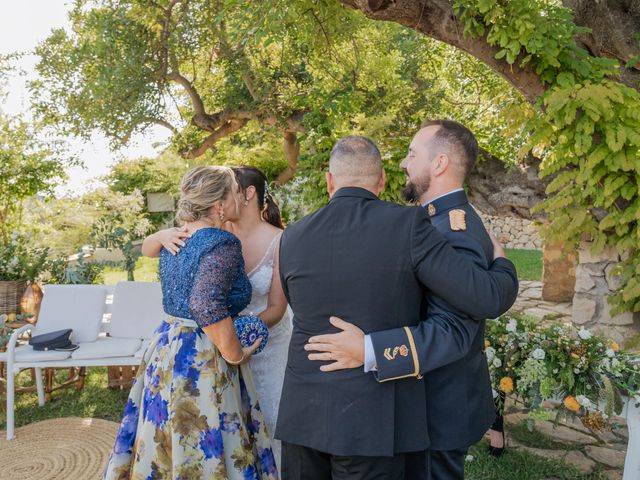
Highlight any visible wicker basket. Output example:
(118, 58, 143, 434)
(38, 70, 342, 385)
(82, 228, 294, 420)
(0, 280, 28, 315)
(107, 365, 139, 390)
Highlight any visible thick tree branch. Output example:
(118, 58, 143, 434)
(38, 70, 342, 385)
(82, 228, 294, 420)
(565, 0, 640, 89)
(167, 71, 206, 116)
(341, 0, 640, 100)
(340, 0, 546, 102)
(182, 119, 250, 159)
(143, 117, 178, 134)
(276, 131, 300, 184)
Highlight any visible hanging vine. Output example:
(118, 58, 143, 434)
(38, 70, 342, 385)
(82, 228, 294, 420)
(454, 0, 640, 313)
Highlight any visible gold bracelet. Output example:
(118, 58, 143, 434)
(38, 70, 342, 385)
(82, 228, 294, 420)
(222, 352, 245, 365)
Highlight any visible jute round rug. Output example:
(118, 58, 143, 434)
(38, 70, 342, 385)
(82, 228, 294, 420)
(0, 417, 119, 480)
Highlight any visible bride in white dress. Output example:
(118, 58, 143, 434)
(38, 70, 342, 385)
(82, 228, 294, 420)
(141, 166, 292, 469)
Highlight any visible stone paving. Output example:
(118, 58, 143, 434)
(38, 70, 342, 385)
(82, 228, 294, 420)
(506, 282, 628, 478)
(502, 403, 628, 479)
(512, 280, 573, 323)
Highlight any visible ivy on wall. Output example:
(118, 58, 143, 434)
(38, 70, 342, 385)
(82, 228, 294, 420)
(454, 0, 640, 313)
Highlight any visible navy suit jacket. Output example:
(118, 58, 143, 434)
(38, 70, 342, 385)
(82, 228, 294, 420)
(276, 187, 518, 456)
(369, 189, 516, 450)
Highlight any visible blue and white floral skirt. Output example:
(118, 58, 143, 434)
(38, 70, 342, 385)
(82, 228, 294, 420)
(103, 318, 278, 480)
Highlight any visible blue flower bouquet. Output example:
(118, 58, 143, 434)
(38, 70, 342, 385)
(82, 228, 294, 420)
(233, 315, 268, 354)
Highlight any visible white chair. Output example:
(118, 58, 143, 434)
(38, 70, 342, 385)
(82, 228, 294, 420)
(70, 282, 163, 361)
(1, 281, 165, 440)
(1, 284, 108, 440)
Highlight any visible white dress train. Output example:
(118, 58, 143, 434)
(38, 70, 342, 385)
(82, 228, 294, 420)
(240, 232, 292, 471)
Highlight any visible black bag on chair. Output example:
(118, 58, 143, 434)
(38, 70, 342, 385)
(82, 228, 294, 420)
(29, 329, 78, 352)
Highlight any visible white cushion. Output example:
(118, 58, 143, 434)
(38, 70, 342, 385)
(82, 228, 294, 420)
(12, 345, 71, 362)
(71, 337, 141, 360)
(108, 282, 165, 339)
(35, 285, 108, 343)
(134, 340, 151, 358)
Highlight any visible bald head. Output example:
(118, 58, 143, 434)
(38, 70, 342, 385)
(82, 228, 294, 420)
(329, 136, 383, 189)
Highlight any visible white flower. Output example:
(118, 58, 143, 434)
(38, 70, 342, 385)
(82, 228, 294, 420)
(493, 357, 502, 368)
(465, 455, 475, 462)
(553, 368, 559, 374)
(578, 328, 593, 340)
(576, 395, 595, 409)
(606, 348, 616, 358)
(485, 347, 496, 363)
(492, 388, 499, 399)
(506, 319, 518, 333)
(531, 348, 546, 360)
(611, 359, 621, 368)
(574, 368, 581, 374)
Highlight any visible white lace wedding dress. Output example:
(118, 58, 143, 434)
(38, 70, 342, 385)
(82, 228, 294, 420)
(240, 233, 292, 470)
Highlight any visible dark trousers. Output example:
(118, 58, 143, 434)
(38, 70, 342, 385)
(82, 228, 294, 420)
(282, 442, 429, 480)
(428, 448, 467, 480)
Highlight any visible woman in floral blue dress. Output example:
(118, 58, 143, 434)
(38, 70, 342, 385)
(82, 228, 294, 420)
(104, 166, 278, 480)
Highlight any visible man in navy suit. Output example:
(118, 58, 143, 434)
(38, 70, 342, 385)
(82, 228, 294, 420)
(306, 120, 510, 479)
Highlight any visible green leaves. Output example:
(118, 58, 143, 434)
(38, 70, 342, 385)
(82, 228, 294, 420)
(526, 78, 640, 312)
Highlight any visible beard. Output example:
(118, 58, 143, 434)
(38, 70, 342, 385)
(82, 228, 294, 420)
(401, 175, 430, 204)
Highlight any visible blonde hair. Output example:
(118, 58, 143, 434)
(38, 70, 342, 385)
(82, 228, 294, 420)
(176, 166, 236, 225)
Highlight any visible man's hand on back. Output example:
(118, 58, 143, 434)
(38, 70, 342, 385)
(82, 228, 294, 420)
(305, 317, 365, 371)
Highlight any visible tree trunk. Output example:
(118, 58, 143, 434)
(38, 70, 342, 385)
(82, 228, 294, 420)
(466, 151, 549, 220)
(276, 131, 301, 185)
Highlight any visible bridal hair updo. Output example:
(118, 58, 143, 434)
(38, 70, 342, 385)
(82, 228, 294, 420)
(232, 166, 284, 229)
(176, 166, 237, 225)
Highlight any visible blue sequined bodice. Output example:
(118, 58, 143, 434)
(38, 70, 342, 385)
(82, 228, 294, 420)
(159, 228, 252, 327)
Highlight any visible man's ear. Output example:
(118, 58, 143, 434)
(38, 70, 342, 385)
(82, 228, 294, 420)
(433, 154, 450, 177)
(377, 169, 386, 194)
(326, 171, 335, 197)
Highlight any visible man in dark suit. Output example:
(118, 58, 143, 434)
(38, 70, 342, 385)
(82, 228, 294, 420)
(305, 121, 509, 479)
(276, 135, 518, 479)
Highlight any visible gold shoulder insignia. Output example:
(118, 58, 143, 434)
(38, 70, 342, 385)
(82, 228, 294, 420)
(427, 204, 436, 216)
(449, 209, 466, 231)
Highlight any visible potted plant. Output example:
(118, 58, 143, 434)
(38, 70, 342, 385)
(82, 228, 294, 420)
(0, 232, 48, 315)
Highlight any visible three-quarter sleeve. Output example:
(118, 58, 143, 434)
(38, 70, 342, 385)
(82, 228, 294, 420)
(189, 240, 243, 328)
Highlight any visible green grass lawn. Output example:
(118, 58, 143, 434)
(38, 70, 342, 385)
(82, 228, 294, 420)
(101, 256, 159, 284)
(0, 368, 129, 430)
(506, 248, 542, 281)
(465, 442, 606, 479)
(1, 368, 606, 479)
(102, 249, 541, 284)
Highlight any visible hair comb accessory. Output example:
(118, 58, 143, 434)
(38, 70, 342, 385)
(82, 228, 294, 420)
(234, 315, 269, 354)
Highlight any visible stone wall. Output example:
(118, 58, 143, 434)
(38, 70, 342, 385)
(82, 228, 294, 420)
(572, 242, 639, 344)
(478, 213, 542, 250)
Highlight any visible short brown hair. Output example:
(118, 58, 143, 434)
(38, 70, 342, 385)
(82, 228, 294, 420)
(421, 119, 478, 179)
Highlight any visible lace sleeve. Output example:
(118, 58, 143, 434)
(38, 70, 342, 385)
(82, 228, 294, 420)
(189, 240, 242, 328)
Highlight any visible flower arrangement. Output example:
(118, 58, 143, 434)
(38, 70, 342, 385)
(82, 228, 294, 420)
(0, 313, 33, 351)
(0, 232, 49, 281)
(486, 313, 640, 429)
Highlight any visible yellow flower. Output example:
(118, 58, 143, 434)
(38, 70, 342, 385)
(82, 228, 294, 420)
(485, 340, 491, 349)
(564, 395, 581, 412)
(499, 377, 514, 394)
(608, 340, 620, 352)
